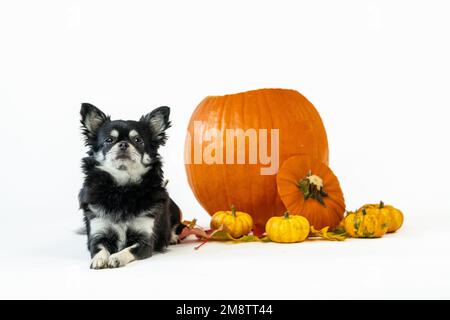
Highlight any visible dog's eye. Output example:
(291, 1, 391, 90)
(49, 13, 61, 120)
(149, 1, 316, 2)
(133, 136, 143, 144)
(105, 137, 114, 144)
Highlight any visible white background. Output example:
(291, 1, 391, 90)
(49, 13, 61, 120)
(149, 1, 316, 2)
(0, 0, 449, 299)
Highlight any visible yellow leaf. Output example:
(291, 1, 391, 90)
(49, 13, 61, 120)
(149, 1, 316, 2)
(310, 226, 347, 241)
(181, 219, 198, 229)
(194, 226, 271, 250)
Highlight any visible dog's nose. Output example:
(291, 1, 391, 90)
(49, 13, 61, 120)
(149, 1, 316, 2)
(118, 141, 129, 151)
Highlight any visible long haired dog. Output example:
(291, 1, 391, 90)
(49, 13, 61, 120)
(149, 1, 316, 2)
(78, 103, 182, 269)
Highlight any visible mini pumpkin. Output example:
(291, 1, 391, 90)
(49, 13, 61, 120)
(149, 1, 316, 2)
(359, 201, 404, 233)
(344, 207, 388, 238)
(276, 155, 345, 229)
(210, 205, 253, 238)
(265, 211, 310, 243)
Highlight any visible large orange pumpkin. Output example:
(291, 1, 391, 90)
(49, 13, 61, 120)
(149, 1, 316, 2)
(184, 88, 329, 235)
(276, 155, 345, 229)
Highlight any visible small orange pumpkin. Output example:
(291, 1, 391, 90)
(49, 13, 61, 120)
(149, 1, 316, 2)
(210, 205, 253, 238)
(276, 155, 345, 229)
(265, 211, 310, 243)
(359, 201, 404, 233)
(344, 208, 388, 238)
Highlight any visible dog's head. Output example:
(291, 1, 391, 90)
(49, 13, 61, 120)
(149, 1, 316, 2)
(80, 103, 170, 185)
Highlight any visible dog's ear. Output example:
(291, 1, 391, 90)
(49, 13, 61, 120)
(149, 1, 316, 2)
(80, 103, 110, 145)
(140, 106, 171, 145)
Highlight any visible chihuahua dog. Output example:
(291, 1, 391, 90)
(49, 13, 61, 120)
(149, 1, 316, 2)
(78, 103, 182, 269)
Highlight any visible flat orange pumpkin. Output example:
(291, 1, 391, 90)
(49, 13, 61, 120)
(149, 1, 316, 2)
(184, 88, 329, 235)
(276, 155, 345, 229)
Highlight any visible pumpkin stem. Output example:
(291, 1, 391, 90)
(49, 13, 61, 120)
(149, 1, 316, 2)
(231, 205, 236, 217)
(297, 171, 328, 207)
(283, 211, 290, 219)
(379, 201, 384, 209)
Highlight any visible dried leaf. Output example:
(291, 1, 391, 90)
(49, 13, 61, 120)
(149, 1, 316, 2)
(179, 219, 209, 240)
(333, 225, 347, 235)
(208, 230, 235, 241)
(194, 225, 272, 250)
(310, 226, 347, 241)
(183, 219, 198, 229)
(238, 235, 265, 242)
(179, 226, 208, 240)
(194, 225, 227, 250)
(179, 219, 271, 249)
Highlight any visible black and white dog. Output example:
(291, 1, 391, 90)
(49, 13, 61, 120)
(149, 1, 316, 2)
(78, 103, 183, 269)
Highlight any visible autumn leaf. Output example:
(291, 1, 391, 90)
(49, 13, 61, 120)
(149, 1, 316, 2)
(194, 225, 272, 250)
(209, 231, 270, 243)
(179, 219, 209, 240)
(182, 219, 198, 229)
(179, 227, 209, 240)
(194, 225, 227, 250)
(309, 226, 347, 241)
(333, 225, 346, 235)
(178, 218, 271, 249)
(239, 235, 271, 242)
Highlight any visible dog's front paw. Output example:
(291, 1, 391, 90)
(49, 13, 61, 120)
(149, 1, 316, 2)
(108, 253, 131, 268)
(90, 256, 108, 269)
(107, 254, 122, 268)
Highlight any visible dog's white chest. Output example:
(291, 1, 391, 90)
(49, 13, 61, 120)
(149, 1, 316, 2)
(88, 209, 155, 251)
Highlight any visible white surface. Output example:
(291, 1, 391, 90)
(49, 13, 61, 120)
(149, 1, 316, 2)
(0, 0, 450, 299)
(1, 214, 449, 299)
